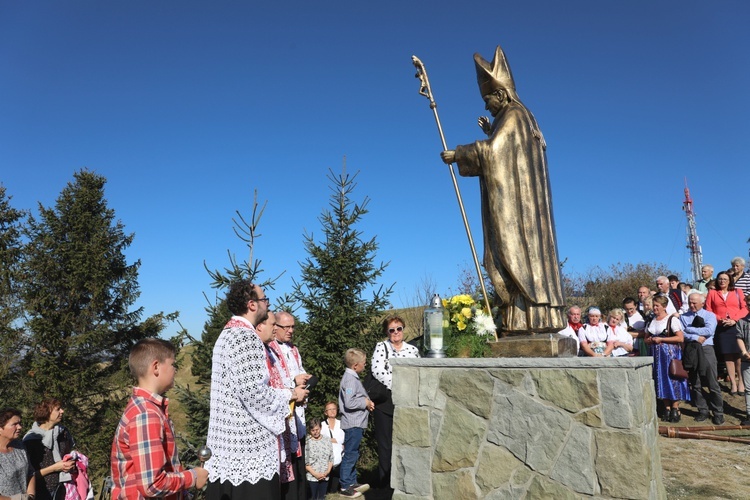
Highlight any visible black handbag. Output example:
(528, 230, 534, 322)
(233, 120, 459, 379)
(363, 343, 391, 405)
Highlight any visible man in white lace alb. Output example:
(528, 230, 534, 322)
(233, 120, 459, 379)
(205, 280, 308, 500)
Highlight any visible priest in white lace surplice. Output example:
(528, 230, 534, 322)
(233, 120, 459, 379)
(205, 281, 309, 499)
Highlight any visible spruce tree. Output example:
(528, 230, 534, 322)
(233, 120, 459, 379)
(293, 167, 393, 415)
(21, 170, 170, 477)
(0, 186, 28, 405)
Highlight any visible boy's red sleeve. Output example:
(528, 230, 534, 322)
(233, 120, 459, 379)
(129, 410, 196, 496)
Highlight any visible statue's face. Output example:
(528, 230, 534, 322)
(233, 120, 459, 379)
(483, 92, 504, 116)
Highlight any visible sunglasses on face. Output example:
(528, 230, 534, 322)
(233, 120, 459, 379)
(388, 326, 404, 334)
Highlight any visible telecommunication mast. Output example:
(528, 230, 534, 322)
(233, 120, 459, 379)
(682, 179, 703, 283)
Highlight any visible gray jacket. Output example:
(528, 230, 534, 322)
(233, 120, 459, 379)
(338, 367, 369, 430)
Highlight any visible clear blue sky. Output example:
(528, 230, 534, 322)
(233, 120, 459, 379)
(2, 1, 748, 337)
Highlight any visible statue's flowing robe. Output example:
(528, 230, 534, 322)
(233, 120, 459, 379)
(454, 101, 565, 332)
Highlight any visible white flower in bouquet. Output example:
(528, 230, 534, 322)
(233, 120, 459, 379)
(473, 311, 497, 337)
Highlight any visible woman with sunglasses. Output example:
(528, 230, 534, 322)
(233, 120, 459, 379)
(370, 315, 420, 490)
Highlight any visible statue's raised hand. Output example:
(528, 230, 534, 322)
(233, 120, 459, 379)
(478, 116, 491, 136)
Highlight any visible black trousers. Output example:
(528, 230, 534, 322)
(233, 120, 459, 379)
(281, 438, 307, 500)
(373, 406, 394, 488)
(206, 475, 280, 500)
(689, 345, 724, 416)
(327, 463, 341, 493)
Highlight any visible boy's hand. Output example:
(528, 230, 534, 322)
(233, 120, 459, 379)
(366, 398, 375, 411)
(195, 466, 209, 489)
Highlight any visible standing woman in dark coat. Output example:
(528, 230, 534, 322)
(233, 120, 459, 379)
(22, 399, 76, 500)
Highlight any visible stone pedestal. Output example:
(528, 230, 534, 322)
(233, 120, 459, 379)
(489, 333, 577, 358)
(390, 357, 665, 500)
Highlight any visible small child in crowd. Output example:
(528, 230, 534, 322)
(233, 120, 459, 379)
(111, 338, 208, 499)
(337, 348, 373, 498)
(607, 308, 634, 357)
(305, 417, 333, 500)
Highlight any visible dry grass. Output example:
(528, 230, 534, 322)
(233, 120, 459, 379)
(661, 390, 750, 499)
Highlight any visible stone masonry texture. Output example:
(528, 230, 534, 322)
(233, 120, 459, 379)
(390, 357, 666, 500)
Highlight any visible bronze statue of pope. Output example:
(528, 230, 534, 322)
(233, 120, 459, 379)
(441, 45, 565, 334)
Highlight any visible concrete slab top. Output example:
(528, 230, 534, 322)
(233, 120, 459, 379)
(390, 357, 653, 369)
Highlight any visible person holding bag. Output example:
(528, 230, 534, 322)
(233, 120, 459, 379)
(23, 399, 76, 500)
(706, 271, 749, 396)
(645, 296, 691, 422)
(369, 316, 420, 490)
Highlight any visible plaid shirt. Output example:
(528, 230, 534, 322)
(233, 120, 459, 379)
(110, 387, 196, 499)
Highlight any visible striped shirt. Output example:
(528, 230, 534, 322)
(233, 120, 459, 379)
(110, 388, 196, 499)
(734, 271, 750, 296)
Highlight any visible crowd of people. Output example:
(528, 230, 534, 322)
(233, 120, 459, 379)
(558, 258, 750, 427)
(0, 399, 93, 500)
(5, 259, 750, 499)
(0, 279, 422, 500)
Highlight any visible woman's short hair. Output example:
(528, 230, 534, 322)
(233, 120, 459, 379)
(0, 408, 22, 428)
(731, 257, 746, 268)
(382, 315, 405, 335)
(33, 398, 63, 424)
(652, 295, 669, 308)
(129, 338, 176, 380)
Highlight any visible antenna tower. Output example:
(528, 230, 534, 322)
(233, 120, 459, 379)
(682, 179, 703, 283)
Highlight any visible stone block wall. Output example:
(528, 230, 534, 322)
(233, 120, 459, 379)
(390, 357, 665, 499)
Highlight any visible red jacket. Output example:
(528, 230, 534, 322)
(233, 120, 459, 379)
(705, 288, 748, 322)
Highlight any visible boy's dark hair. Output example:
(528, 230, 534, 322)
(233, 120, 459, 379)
(129, 338, 176, 380)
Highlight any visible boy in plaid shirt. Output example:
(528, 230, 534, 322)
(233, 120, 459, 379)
(110, 339, 208, 499)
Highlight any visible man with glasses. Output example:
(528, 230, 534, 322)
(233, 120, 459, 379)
(205, 280, 308, 500)
(270, 311, 308, 500)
